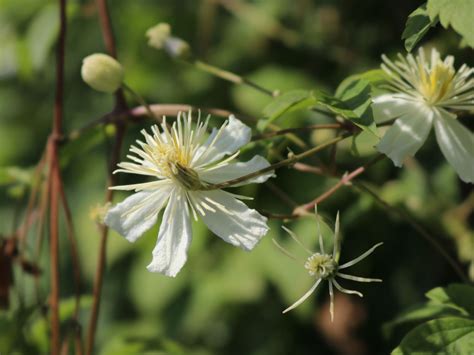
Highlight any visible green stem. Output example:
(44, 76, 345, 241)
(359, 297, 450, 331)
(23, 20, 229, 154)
(203, 134, 348, 190)
(354, 182, 469, 283)
(252, 123, 342, 141)
(122, 83, 157, 120)
(192, 60, 279, 97)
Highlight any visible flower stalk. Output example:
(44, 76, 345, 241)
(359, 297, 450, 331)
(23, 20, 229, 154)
(203, 134, 348, 190)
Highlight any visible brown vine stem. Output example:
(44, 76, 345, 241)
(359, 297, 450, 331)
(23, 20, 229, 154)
(86, 0, 128, 354)
(262, 154, 384, 220)
(67, 104, 255, 142)
(354, 182, 469, 283)
(67, 102, 307, 148)
(48, 0, 67, 353)
(58, 180, 83, 355)
(292, 154, 385, 216)
(17, 149, 47, 248)
(292, 162, 324, 176)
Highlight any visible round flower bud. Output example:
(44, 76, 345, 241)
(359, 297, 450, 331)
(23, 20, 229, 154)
(146, 23, 171, 49)
(81, 53, 124, 93)
(146, 22, 191, 60)
(163, 37, 191, 60)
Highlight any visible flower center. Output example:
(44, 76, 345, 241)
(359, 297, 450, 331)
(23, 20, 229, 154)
(418, 61, 455, 104)
(305, 253, 337, 279)
(150, 141, 203, 190)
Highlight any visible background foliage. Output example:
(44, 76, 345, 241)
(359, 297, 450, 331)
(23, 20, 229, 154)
(0, 0, 473, 354)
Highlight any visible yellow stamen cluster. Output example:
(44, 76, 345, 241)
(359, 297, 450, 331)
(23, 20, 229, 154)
(150, 141, 189, 178)
(304, 253, 337, 278)
(418, 60, 455, 104)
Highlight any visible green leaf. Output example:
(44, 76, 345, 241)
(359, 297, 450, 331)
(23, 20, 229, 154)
(315, 79, 378, 136)
(383, 303, 461, 338)
(392, 317, 474, 354)
(335, 69, 388, 98)
(25, 4, 59, 71)
(402, 4, 438, 52)
(426, 284, 474, 316)
(0, 166, 34, 186)
(60, 125, 106, 167)
(259, 90, 316, 130)
(427, 0, 474, 48)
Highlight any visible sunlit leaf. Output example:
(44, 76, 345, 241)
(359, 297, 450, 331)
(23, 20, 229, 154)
(402, 4, 438, 52)
(392, 317, 474, 354)
(259, 90, 316, 130)
(427, 0, 474, 48)
(25, 4, 59, 71)
(315, 79, 378, 136)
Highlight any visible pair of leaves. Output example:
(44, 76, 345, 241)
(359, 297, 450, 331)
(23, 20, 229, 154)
(389, 284, 474, 354)
(402, 0, 474, 51)
(260, 77, 378, 136)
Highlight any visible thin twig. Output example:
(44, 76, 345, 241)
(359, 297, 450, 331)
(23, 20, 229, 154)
(49, 0, 67, 352)
(86, 1, 128, 353)
(122, 83, 158, 120)
(67, 104, 255, 141)
(192, 60, 279, 97)
(252, 123, 342, 141)
(59, 179, 82, 338)
(292, 162, 324, 176)
(293, 154, 385, 215)
(264, 181, 298, 208)
(354, 182, 469, 283)
(49, 146, 61, 355)
(17, 150, 47, 247)
(203, 135, 348, 190)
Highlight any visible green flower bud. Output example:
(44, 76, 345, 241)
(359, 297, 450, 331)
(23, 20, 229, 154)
(81, 53, 124, 93)
(146, 23, 191, 60)
(146, 23, 171, 49)
(163, 37, 191, 60)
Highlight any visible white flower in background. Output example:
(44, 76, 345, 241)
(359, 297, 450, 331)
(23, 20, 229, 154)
(274, 209, 382, 321)
(373, 47, 474, 183)
(105, 112, 273, 277)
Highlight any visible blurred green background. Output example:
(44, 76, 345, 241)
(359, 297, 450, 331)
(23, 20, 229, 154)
(1, 0, 473, 354)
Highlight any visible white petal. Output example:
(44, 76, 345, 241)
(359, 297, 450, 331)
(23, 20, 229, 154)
(192, 190, 268, 251)
(193, 115, 251, 167)
(283, 279, 322, 314)
(147, 190, 192, 277)
(372, 94, 420, 123)
(199, 155, 274, 186)
(377, 104, 434, 167)
(104, 187, 172, 242)
(434, 110, 474, 183)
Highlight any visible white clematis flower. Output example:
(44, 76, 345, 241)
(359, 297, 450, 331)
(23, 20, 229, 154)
(274, 208, 382, 321)
(105, 112, 273, 277)
(373, 47, 474, 183)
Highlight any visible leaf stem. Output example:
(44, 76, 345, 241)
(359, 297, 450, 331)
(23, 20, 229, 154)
(192, 60, 279, 97)
(203, 134, 348, 190)
(354, 182, 469, 283)
(122, 83, 158, 120)
(252, 123, 342, 141)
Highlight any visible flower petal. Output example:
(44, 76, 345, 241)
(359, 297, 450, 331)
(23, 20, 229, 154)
(199, 155, 274, 185)
(193, 115, 251, 167)
(377, 104, 434, 167)
(434, 110, 474, 183)
(104, 186, 172, 242)
(191, 190, 268, 251)
(372, 94, 420, 123)
(147, 189, 192, 277)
